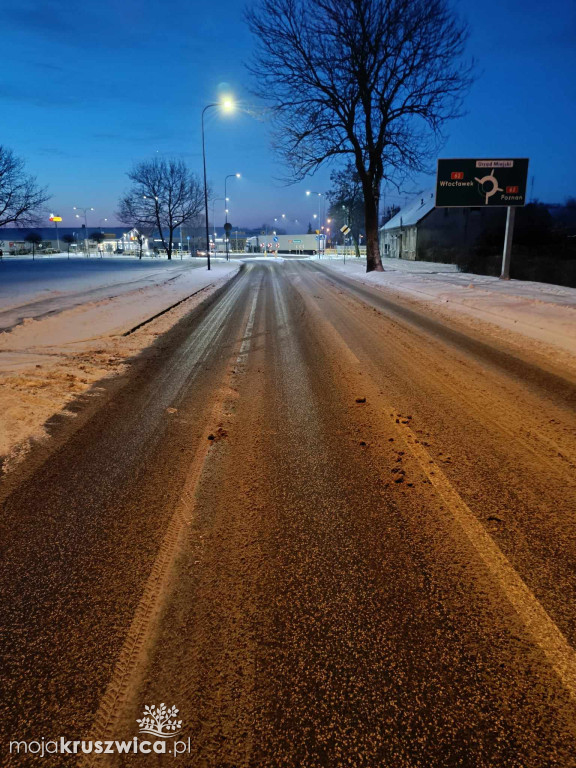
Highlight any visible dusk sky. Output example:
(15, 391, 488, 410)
(1, 0, 575, 230)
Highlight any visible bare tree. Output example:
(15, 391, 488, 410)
(62, 234, 76, 256)
(246, 0, 472, 271)
(326, 162, 365, 257)
(0, 146, 50, 228)
(117, 158, 204, 260)
(24, 231, 42, 259)
(90, 231, 106, 257)
(131, 226, 154, 259)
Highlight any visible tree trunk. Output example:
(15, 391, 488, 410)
(364, 188, 383, 272)
(167, 228, 173, 260)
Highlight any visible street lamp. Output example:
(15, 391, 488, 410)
(202, 95, 236, 270)
(73, 206, 94, 255)
(306, 190, 323, 229)
(224, 172, 241, 261)
(99, 218, 108, 232)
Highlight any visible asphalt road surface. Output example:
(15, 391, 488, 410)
(1, 260, 576, 766)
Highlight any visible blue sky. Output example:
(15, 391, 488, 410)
(1, 0, 574, 230)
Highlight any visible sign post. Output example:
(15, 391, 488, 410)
(340, 224, 351, 264)
(500, 207, 516, 280)
(435, 158, 529, 280)
(49, 214, 62, 252)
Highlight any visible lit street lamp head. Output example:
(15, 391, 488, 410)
(220, 96, 235, 113)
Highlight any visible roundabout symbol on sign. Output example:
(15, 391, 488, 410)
(474, 168, 504, 205)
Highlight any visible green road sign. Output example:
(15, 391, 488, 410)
(435, 158, 529, 207)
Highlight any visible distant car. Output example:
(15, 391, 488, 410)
(196, 249, 207, 256)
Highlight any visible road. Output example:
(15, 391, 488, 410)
(1, 260, 576, 766)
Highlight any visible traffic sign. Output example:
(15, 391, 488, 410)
(341, 225, 351, 235)
(273, 236, 279, 242)
(435, 158, 529, 207)
(49, 215, 62, 222)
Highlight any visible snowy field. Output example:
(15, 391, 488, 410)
(315, 256, 576, 361)
(0, 256, 220, 329)
(0, 257, 239, 467)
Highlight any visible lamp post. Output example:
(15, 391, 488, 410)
(99, 218, 108, 232)
(224, 173, 241, 261)
(73, 206, 94, 256)
(306, 191, 324, 256)
(202, 96, 235, 271)
(306, 190, 323, 227)
(211, 197, 225, 247)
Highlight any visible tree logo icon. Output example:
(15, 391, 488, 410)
(136, 704, 183, 738)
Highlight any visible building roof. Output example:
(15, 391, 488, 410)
(0, 226, 132, 240)
(381, 191, 436, 230)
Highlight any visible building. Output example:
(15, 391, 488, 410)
(379, 191, 505, 262)
(0, 226, 149, 255)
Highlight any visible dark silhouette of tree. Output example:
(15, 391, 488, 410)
(117, 158, 204, 260)
(24, 231, 42, 258)
(246, 0, 472, 271)
(326, 162, 365, 256)
(132, 227, 154, 259)
(0, 146, 50, 227)
(62, 234, 76, 255)
(90, 231, 106, 256)
(62, 234, 76, 256)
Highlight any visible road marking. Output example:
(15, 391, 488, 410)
(396, 422, 576, 702)
(236, 288, 259, 370)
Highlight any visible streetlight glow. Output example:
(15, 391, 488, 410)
(220, 96, 235, 113)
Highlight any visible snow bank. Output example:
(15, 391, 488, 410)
(0, 260, 239, 469)
(315, 256, 576, 362)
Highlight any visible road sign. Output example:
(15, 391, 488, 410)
(273, 236, 279, 242)
(435, 158, 529, 207)
(49, 215, 62, 222)
(340, 225, 351, 235)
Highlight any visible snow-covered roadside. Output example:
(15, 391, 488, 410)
(315, 256, 576, 367)
(0, 262, 239, 470)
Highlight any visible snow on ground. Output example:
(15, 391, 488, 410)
(0, 256, 222, 328)
(0, 258, 239, 468)
(314, 255, 576, 367)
